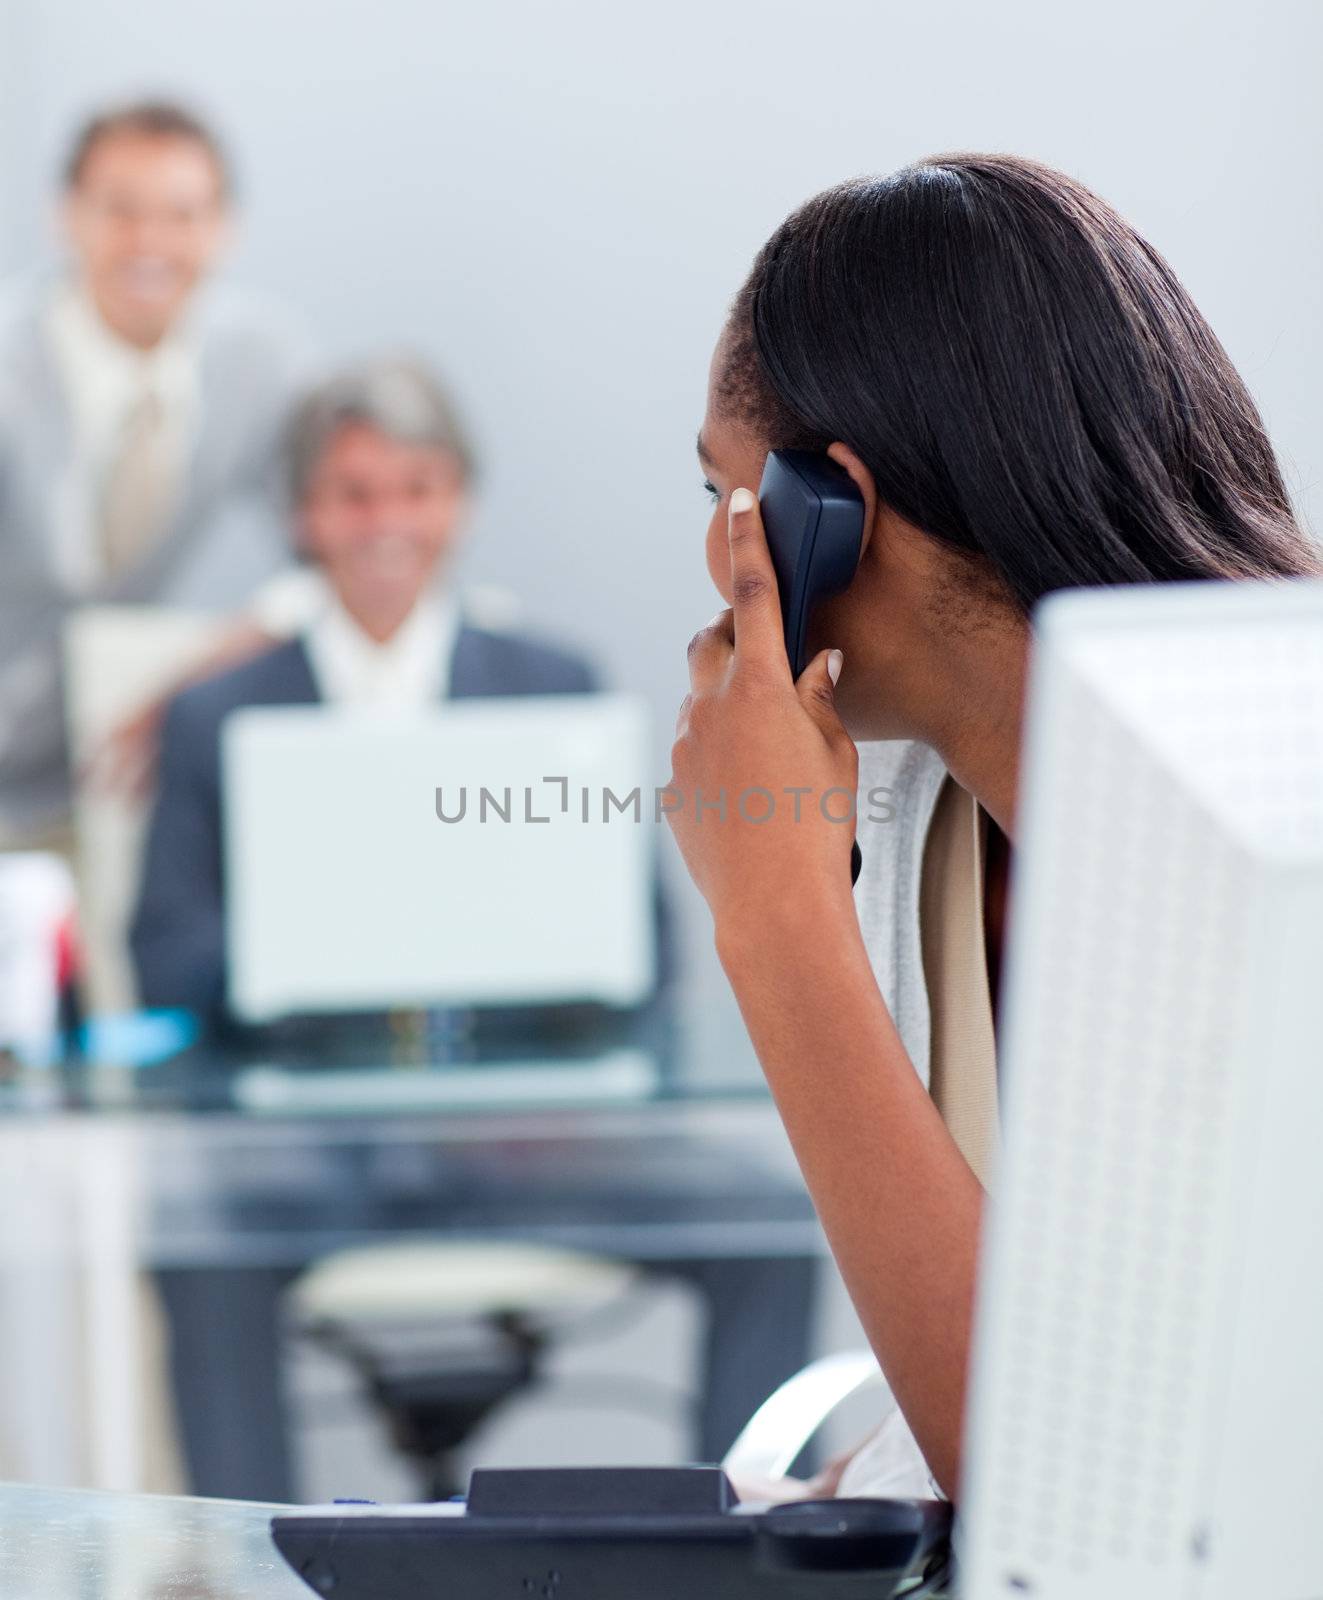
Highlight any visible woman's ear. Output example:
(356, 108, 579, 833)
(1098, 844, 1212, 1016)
(826, 442, 879, 559)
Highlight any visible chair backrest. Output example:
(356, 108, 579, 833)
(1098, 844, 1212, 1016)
(721, 1351, 885, 1483)
(63, 606, 233, 1016)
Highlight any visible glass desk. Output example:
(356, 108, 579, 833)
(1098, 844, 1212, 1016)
(0, 1483, 305, 1600)
(0, 989, 824, 1503)
(0, 1484, 959, 1600)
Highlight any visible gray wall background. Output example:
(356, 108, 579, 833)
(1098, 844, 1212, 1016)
(3, 0, 1320, 982)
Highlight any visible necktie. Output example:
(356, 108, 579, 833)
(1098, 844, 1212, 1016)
(99, 384, 173, 579)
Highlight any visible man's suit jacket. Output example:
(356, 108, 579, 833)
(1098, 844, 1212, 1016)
(0, 273, 313, 834)
(130, 623, 600, 1020)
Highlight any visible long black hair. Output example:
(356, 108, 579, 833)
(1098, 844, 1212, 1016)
(720, 154, 1320, 611)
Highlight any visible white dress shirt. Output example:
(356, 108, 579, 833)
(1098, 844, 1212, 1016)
(44, 282, 199, 590)
(302, 588, 461, 708)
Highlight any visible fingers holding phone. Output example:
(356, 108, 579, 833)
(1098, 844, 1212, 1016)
(667, 486, 858, 937)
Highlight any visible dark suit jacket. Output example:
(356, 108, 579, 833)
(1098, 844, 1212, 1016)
(130, 622, 602, 1020)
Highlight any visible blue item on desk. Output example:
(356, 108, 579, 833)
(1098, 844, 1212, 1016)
(272, 1467, 953, 1598)
(77, 1008, 199, 1067)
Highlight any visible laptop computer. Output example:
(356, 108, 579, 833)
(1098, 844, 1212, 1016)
(222, 693, 656, 1023)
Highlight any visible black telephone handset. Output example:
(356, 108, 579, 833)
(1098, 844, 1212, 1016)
(758, 450, 866, 886)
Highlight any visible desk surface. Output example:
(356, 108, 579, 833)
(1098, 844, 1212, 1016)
(0, 988, 815, 1269)
(1, 984, 764, 1114)
(0, 1484, 962, 1600)
(0, 1482, 306, 1600)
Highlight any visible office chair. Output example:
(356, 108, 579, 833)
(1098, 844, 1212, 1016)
(720, 1348, 885, 1484)
(294, 1226, 884, 1504)
(288, 1240, 638, 1500)
(63, 605, 234, 1015)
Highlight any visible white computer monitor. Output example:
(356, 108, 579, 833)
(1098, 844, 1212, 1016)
(221, 694, 656, 1021)
(960, 579, 1323, 1600)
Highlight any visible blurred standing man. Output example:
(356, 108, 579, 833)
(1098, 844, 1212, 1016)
(0, 100, 313, 846)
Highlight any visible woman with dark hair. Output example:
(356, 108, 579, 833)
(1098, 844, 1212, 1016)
(669, 153, 1320, 1502)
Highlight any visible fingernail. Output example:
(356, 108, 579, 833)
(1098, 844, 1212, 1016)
(827, 649, 844, 685)
(729, 487, 755, 515)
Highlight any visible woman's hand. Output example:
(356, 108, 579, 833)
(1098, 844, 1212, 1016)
(667, 487, 858, 946)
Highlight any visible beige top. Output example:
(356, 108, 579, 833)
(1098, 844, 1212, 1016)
(919, 774, 1001, 1191)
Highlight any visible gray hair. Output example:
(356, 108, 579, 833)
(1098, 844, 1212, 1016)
(285, 357, 477, 503)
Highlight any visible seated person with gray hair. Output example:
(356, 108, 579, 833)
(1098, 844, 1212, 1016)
(130, 358, 600, 1022)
